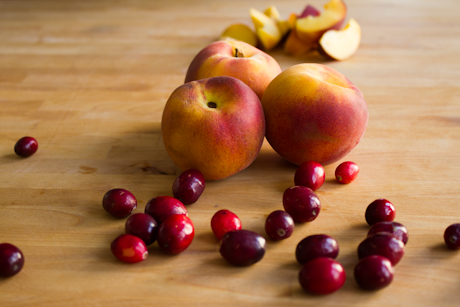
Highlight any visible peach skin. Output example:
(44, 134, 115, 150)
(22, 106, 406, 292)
(162, 76, 265, 180)
(184, 40, 281, 100)
(261, 63, 368, 165)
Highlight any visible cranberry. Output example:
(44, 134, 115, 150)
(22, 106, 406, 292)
(144, 196, 187, 224)
(368, 221, 408, 245)
(14, 136, 38, 158)
(298, 257, 346, 295)
(265, 210, 295, 241)
(172, 169, 205, 205)
(358, 233, 404, 265)
(0, 243, 24, 277)
(157, 214, 194, 255)
(335, 161, 359, 184)
(294, 161, 325, 191)
(220, 230, 266, 266)
(125, 213, 158, 246)
(283, 186, 321, 223)
(110, 234, 148, 263)
(354, 255, 394, 291)
(444, 223, 460, 249)
(365, 199, 396, 226)
(296, 234, 339, 265)
(102, 189, 137, 218)
(211, 209, 242, 240)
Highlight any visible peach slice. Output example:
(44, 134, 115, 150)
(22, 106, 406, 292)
(220, 23, 258, 47)
(318, 18, 361, 61)
(299, 5, 321, 18)
(284, 6, 321, 56)
(263, 5, 291, 38)
(284, 28, 312, 56)
(249, 8, 281, 50)
(296, 0, 347, 44)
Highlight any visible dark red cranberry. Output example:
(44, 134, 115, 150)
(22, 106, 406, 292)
(365, 199, 396, 226)
(335, 161, 359, 184)
(0, 243, 24, 277)
(144, 196, 187, 224)
(157, 214, 194, 255)
(265, 210, 295, 241)
(172, 169, 205, 205)
(296, 234, 339, 265)
(220, 230, 266, 266)
(102, 189, 137, 218)
(125, 213, 158, 246)
(294, 161, 325, 191)
(211, 209, 242, 240)
(354, 255, 394, 291)
(444, 223, 460, 249)
(14, 136, 38, 158)
(110, 234, 148, 263)
(283, 186, 321, 223)
(298, 257, 346, 295)
(358, 233, 404, 265)
(368, 221, 408, 245)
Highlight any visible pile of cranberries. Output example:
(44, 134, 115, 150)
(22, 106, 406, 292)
(6, 135, 460, 292)
(105, 169, 205, 263)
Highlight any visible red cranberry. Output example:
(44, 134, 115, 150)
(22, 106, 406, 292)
(294, 161, 325, 191)
(0, 243, 24, 277)
(444, 223, 460, 249)
(283, 186, 321, 223)
(265, 210, 295, 241)
(358, 233, 404, 265)
(354, 255, 394, 291)
(220, 230, 266, 266)
(102, 189, 137, 218)
(211, 209, 242, 240)
(14, 136, 38, 158)
(110, 234, 148, 263)
(157, 214, 194, 255)
(368, 221, 408, 245)
(144, 196, 187, 224)
(365, 199, 396, 226)
(172, 169, 205, 205)
(298, 257, 346, 295)
(335, 161, 359, 184)
(296, 234, 339, 265)
(125, 213, 158, 246)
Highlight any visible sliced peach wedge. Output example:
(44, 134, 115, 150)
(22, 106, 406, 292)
(318, 18, 361, 61)
(220, 23, 258, 47)
(296, 0, 347, 45)
(263, 5, 291, 38)
(249, 8, 281, 51)
(284, 6, 320, 56)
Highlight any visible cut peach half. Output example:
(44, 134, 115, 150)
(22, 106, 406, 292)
(296, 0, 347, 44)
(319, 18, 361, 61)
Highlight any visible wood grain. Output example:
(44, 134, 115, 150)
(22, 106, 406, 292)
(1, 0, 460, 306)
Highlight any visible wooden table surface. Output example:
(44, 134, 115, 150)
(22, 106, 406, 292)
(1, 0, 460, 306)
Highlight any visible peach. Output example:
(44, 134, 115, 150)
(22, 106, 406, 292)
(284, 6, 320, 56)
(184, 40, 281, 100)
(162, 76, 265, 180)
(318, 18, 361, 61)
(220, 23, 258, 47)
(263, 5, 291, 38)
(249, 8, 282, 50)
(296, 0, 347, 45)
(261, 63, 368, 165)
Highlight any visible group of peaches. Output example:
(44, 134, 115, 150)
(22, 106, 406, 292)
(220, 0, 361, 60)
